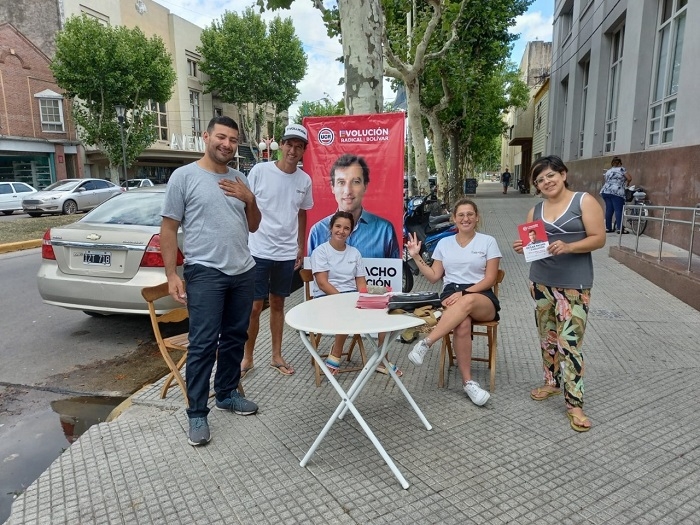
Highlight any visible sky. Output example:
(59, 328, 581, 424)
(151, 0, 553, 120)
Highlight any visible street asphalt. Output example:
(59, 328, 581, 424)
(5, 182, 700, 524)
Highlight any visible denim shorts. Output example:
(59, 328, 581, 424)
(440, 283, 500, 321)
(253, 257, 296, 300)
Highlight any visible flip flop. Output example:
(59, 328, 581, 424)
(530, 386, 561, 401)
(270, 363, 295, 376)
(376, 363, 403, 378)
(240, 366, 254, 379)
(567, 410, 591, 432)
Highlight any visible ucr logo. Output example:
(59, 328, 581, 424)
(318, 127, 334, 146)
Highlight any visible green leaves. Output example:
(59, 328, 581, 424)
(198, 8, 307, 112)
(50, 16, 176, 173)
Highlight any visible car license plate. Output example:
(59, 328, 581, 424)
(83, 251, 111, 266)
(24, 206, 36, 210)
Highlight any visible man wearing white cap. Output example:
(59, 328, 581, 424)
(242, 124, 313, 377)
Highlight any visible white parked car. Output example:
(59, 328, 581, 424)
(22, 178, 123, 216)
(37, 186, 184, 316)
(0, 181, 38, 215)
(121, 178, 154, 190)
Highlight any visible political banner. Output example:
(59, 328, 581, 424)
(302, 113, 405, 291)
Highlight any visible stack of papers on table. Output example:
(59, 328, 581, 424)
(355, 293, 391, 309)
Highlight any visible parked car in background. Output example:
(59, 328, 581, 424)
(121, 178, 154, 190)
(37, 186, 184, 316)
(0, 181, 38, 215)
(22, 178, 123, 216)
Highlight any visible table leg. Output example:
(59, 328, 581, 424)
(296, 331, 410, 489)
(339, 331, 433, 431)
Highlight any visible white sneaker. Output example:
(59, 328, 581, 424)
(408, 339, 430, 365)
(463, 380, 490, 406)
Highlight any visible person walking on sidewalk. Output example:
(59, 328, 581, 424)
(407, 198, 502, 406)
(161, 116, 261, 446)
(512, 155, 605, 432)
(600, 156, 631, 233)
(501, 168, 511, 194)
(242, 124, 314, 377)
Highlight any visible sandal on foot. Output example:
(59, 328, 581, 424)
(325, 355, 340, 376)
(376, 362, 403, 378)
(530, 386, 561, 401)
(567, 410, 591, 432)
(270, 362, 295, 376)
(240, 365, 254, 379)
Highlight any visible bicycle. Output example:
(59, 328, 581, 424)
(622, 185, 649, 235)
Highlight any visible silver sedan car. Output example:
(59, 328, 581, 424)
(22, 178, 123, 216)
(37, 186, 184, 315)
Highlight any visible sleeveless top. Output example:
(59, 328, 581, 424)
(529, 192, 594, 289)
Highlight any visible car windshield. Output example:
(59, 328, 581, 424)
(122, 180, 143, 188)
(80, 191, 165, 227)
(44, 180, 81, 192)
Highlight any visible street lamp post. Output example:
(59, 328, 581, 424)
(114, 104, 128, 188)
(257, 137, 278, 162)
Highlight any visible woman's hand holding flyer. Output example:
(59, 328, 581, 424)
(518, 219, 551, 262)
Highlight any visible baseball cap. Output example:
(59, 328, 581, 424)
(281, 124, 308, 144)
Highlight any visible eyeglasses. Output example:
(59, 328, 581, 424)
(534, 171, 559, 186)
(455, 212, 476, 219)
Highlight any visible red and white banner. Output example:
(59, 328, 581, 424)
(302, 112, 405, 290)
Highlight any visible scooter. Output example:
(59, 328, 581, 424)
(402, 193, 457, 292)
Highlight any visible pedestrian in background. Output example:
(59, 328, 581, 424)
(600, 156, 631, 233)
(161, 116, 261, 446)
(501, 168, 511, 194)
(512, 155, 605, 432)
(242, 124, 314, 377)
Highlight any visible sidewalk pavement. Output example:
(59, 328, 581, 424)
(7, 183, 700, 524)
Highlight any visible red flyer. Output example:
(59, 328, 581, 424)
(518, 219, 551, 262)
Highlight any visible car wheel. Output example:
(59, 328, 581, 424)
(2, 211, 13, 216)
(62, 200, 78, 215)
(83, 310, 108, 317)
(27, 212, 42, 217)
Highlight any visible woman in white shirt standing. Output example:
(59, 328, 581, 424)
(406, 198, 502, 405)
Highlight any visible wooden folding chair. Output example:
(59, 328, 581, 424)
(299, 269, 367, 386)
(141, 282, 244, 406)
(437, 269, 505, 391)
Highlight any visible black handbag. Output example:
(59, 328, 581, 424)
(387, 292, 442, 312)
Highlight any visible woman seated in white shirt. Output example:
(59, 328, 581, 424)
(310, 211, 400, 376)
(406, 198, 502, 405)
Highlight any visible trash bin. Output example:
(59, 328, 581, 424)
(463, 178, 478, 195)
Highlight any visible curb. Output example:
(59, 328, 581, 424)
(0, 239, 42, 254)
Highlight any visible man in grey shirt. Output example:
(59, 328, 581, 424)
(160, 116, 261, 446)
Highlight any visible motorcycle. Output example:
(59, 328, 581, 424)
(402, 193, 457, 292)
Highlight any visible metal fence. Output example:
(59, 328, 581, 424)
(619, 203, 700, 272)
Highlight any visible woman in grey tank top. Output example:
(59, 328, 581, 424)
(512, 156, 606, 432)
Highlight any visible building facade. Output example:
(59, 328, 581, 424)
(501, 40, 552, 192)
(548, 0, 698, 245)
(1, 0, 273, 187)
(0, 22, 81, 188)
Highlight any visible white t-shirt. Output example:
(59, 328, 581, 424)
(247, 162, 313, 261)
(310, 242, 366, 298)
(432, 232, 502, 285)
